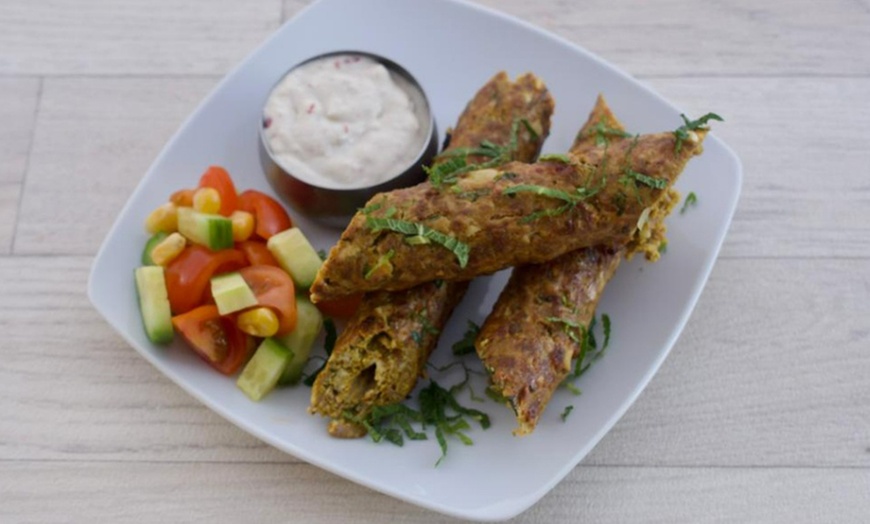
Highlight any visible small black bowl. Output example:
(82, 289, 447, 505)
(259, 51, 438, 228)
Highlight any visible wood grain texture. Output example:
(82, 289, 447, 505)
(3, 0, 870, 521)
(13, 77, 216, 255)
(282, 0, 312, 22)
(585, 258, 870, 467)
(0, 462, 867, 523)
(647, 77, 870, 258)
(0, 78, 40, 253)
(474, 0, 870, 77)
(0, 0, 281, 76)
(0, 78, 40, 184)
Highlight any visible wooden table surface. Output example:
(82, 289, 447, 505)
(2, 0, 868, 522)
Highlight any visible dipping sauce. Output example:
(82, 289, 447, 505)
(263, 54, 428, 189)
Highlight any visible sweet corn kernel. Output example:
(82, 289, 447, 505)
(150, 232, 187, 266)
(145, 202, 178, 234)
(193, 187, 221, 214)
(237, 307, 279, 338)
(230, 210, 255, 242)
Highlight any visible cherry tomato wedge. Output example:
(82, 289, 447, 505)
(165, 245, 247, 314)
(239, 265, 297, 335)
(199, 166, 238, 217)
(237, 240, 279, 267)
(237, 190, 292, 240)
(169, 188, 195, 207)
(316, 293, 363, 319)
(171, 305, 252, 375)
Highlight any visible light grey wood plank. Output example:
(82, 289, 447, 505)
(2, 257, 867, 469)
(282, 0, 311, 22)
(0, 78, 39, 254)
(647, 77, 870, 258)
(585, 257, 870, 467)
(0, 184, 22, 254)
(0, 462, 867, 523)
(0, 0, 281, 76)
(472, 0, 870, 77)
(13, 77, 217, 255)
(0, 77, 40, 184)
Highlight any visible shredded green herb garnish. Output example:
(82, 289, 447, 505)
(674, 113, 723, 153)
(451, 185, 492, 202)
(317, 249, 327, 261)
(601, 314, 611, 352)
(546, 316, 585, 346)
(539, 153, 573, 164)
(347, 404, 426, 446)
(560, 405, 574, 421)
(520, 118, 540, 141)
(485, 386, 509, 404)
(302, 319, 337, 387)
(452, 321, 481, 356)
(621, 169, 668, 190)
(680, 191, 698, 214)
(658, 241, 668, 254)
(589, 121, 633, 146)
(503, 182, 601, 223)
(426, 118, 533, 187)
(360, 202, 382, 215)
(423, 156, 468, 187)
(363, 249, 395, 280)
(559, 313, 613, 394)
(612, 191, 627, 216)
(351, 378, 491, 467)
(365, 216, 470, 268)
(417, 309, 440, 337)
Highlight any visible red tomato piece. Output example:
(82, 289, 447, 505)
(237, 240, 279, 267)
(316, 293, 363, 319)
(239, 265, 297, 335)
(199, 166, 239, 217)
(164, 245, 247, 314)
(171, 305, 252, 375)
(237, 190, 292, 240)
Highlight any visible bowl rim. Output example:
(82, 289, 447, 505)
(258, 49, 437, 192)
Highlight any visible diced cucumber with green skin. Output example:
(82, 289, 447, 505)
(141, 232, 168, 265)
(237, 338, 294, 401)
(267, 227, 323, 290)
(211, 271, 258, 315)
(177, 207, 233, 250)
(134, 266, 174, 344)
(275, 295, 324, 385)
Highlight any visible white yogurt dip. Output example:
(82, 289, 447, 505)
(263, 54, 428, 189)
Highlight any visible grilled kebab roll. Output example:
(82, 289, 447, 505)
(310, 127, 706, 302)
(476, 96, 683, 435)
(309, 72, 554, 436)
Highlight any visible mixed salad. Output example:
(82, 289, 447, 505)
(134, 166, 357, 401)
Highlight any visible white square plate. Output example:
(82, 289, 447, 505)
(88, 0, 742, 520)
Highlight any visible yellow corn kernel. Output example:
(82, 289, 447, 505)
(193, 187, 221, 214)
(237, 307, 279, 338)
(145, 202, 178, 234)
(150, 232, 187, 266)
(230, 210, 255, 242)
